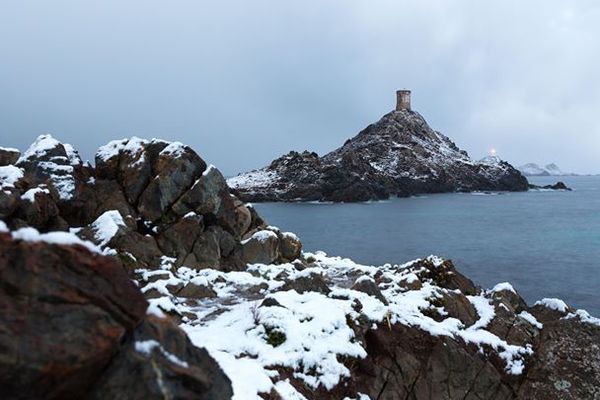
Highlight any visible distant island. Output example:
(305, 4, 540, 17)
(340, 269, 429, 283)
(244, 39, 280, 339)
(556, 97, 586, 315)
(228, 90, 529, 202)
(518, 163, 576, 177)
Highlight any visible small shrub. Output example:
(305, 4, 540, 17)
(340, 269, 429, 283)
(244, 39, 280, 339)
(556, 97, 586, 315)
(264, 326, 286, 347)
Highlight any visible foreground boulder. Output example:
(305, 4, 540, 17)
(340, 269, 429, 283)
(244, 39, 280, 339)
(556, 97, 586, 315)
(0, 230, 232, 400)
(228, 107, 529, 202)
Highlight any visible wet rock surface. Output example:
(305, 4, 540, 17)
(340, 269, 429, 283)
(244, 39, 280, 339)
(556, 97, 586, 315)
(228, 110, 529, 202)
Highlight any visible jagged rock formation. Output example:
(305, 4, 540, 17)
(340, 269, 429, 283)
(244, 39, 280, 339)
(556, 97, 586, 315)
(228, 110, 529, 202)
(0, 134, 299, 399)
(0, 135, 598, 399)
(0, 135, 301, 271)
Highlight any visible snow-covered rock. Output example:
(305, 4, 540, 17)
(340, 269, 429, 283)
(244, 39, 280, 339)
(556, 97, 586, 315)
(131, 252, 600, 399)
(1, 135, 598, 399)
(518, 162, 573, 176)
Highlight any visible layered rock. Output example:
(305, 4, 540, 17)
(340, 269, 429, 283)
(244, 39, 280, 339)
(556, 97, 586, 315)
(228, 110, 529, 202)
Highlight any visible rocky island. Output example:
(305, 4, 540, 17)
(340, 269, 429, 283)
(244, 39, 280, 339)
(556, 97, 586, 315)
(0, 135, 598, 399)
(518, 163, 574, 177)
(228, 91, 529, 202)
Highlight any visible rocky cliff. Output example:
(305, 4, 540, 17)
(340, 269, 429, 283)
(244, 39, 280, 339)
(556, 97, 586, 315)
(228, 110, 529, 202)
(0, 136, 598, 400)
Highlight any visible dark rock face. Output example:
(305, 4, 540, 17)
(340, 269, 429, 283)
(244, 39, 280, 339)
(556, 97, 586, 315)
(0, 233, 146, 399)
(0, 233, 232, 400)
(88, 316, 232, 400)
(528, 181, 572, 191)
(356, 325, 514, 400)
(0, 147, 20, 166)
(229, 110, 529, 202)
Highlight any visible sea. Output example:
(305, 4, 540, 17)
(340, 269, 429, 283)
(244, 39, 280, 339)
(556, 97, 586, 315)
(254, 176, 600, 316)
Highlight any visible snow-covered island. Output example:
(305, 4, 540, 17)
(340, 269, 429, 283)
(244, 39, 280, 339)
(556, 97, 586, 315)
(0, 136, 598, 399)
(228, 96, 529, 202)
(518, 163, 575, 177)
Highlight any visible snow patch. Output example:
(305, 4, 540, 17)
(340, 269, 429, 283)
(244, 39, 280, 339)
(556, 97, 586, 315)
(96, 138, 128, 161)
(0, 165, 24, 190)
(159, 141, 187, 157)
(242, 230, 278, 245)
(11, 227, 100, 253)
(134, 340, 189, 368)
(491, 282, 516, 294)
(519, 311, 543, 329)
(564, 309, 600, 327)
(21, 186, 50, 202)
(17, 135, 62, 163)
(535, 298, 568, 313)
(90, 210, 126, 248)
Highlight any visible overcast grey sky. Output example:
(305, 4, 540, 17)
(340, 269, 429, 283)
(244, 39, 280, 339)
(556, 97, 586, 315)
(1, 0, 599, 175)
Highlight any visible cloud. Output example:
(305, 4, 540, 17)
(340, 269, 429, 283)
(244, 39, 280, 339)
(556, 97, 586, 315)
(0, 0, 598, 174)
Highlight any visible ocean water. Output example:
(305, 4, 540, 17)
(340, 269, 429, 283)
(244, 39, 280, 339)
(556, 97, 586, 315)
(254, 176, 600, 316)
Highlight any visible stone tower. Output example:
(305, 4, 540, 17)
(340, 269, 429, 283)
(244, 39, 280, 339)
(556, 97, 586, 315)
(396, 90, 411, 111)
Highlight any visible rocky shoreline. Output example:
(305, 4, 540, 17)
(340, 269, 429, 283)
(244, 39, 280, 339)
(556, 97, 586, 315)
(0, 136, 598, 399)
(228, 110, 530, 202)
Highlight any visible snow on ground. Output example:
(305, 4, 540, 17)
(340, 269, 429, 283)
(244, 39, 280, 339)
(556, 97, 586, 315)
(131, 252, 543, 400)
(1, 216, 598, 399)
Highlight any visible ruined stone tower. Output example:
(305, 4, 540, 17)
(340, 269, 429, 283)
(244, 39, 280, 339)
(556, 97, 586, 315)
(396, 90, 411, 111)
